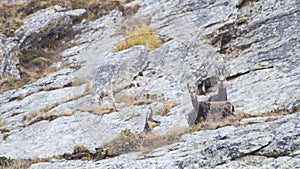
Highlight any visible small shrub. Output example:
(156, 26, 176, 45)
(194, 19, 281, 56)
(114, 24, 163, 51)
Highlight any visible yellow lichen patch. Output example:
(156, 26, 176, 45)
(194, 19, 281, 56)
(114, 24, 163, 51)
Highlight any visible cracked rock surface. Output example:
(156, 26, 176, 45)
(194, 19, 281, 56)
(0, 0, 299, 168)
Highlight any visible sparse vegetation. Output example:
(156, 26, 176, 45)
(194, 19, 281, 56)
(0, 0, 139, 37)
(0, 77, 26, 94)
(0, 156, 50, 169)
(92, 104, 116, 115)
(62, 145, 115, 161)
(114, 24, 163, 51)
(23, 111, 74, 126)
(114, 92, 156, 109)
(160, 100, 180, 116)
(0, 0, 140, 94)
(99, 129, 185, 156)
(191, 111, 251, 131)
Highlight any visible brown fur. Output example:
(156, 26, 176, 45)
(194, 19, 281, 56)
(194, 101, 235, 125)
(188, 83, 234, 125)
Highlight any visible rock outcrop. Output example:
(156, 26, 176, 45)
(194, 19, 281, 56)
(0, 0, 299, 168)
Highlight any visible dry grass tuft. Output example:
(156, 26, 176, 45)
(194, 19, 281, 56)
(100, 129, 186, 156)
(192, 111, 250, 131)
(23, 109, 74, 126)
(114, 93, 154, 108)
(0, 77, 26, 94)
(114, 24, 163, 51)
(0, 157, 50, 169)
(160, 100, 180, 116)
(92, 104, 116, 115)
(0, 2, 25, 36)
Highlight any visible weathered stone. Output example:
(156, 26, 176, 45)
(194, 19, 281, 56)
(0, 112, 117, 159)
(28, 112, 300, 169)
(0, 0, 299, 168)
(15, 6, 86, 49)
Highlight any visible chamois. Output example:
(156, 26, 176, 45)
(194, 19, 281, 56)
(143, 108, 161, 133)
(208, 66, 228, 101)
(187, 83, 234, 125)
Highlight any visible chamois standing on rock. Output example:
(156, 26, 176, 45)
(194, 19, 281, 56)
(144, 108, 161, 133)
(187, 81, 235, 125)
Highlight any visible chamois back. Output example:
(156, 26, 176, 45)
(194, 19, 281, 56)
(194, 101, 234, 125)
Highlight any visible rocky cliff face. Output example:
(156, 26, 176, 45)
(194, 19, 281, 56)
(0, 0, 299, 168)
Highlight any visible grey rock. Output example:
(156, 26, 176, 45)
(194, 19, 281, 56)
(0, 0, 299, 168)
(28, 112, 300, 169)
(0, 41, 20, 79)
(15, 6, 86, 49)
(0, 5, 86, 80)
(0, 112, 117, 159)
(94, 46, 148, 91)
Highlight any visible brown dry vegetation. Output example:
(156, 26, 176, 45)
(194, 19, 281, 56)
(0, 157, 50, 169)
(99, 129, 186, 156)
(23, 111, 74, 126)
(160, 100, 180, 116)
(0, 109, 294, 167)
(114, 93, 154, 108)
(190, 111, 250, 131)
(0, 77, 26, 94)
(92, 104, 116, 115)
(0, 0, 140, 36)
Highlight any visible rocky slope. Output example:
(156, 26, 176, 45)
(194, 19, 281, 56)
(0, 0, 299, 168)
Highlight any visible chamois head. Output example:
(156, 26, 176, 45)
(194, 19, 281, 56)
(208, 66, 228, 101)
(187, 83, 200, 114)
(144, 108, 161, 133)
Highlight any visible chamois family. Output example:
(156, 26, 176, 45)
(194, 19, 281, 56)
(142, 67, 234, 132)
(187, 67, 235, 125)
